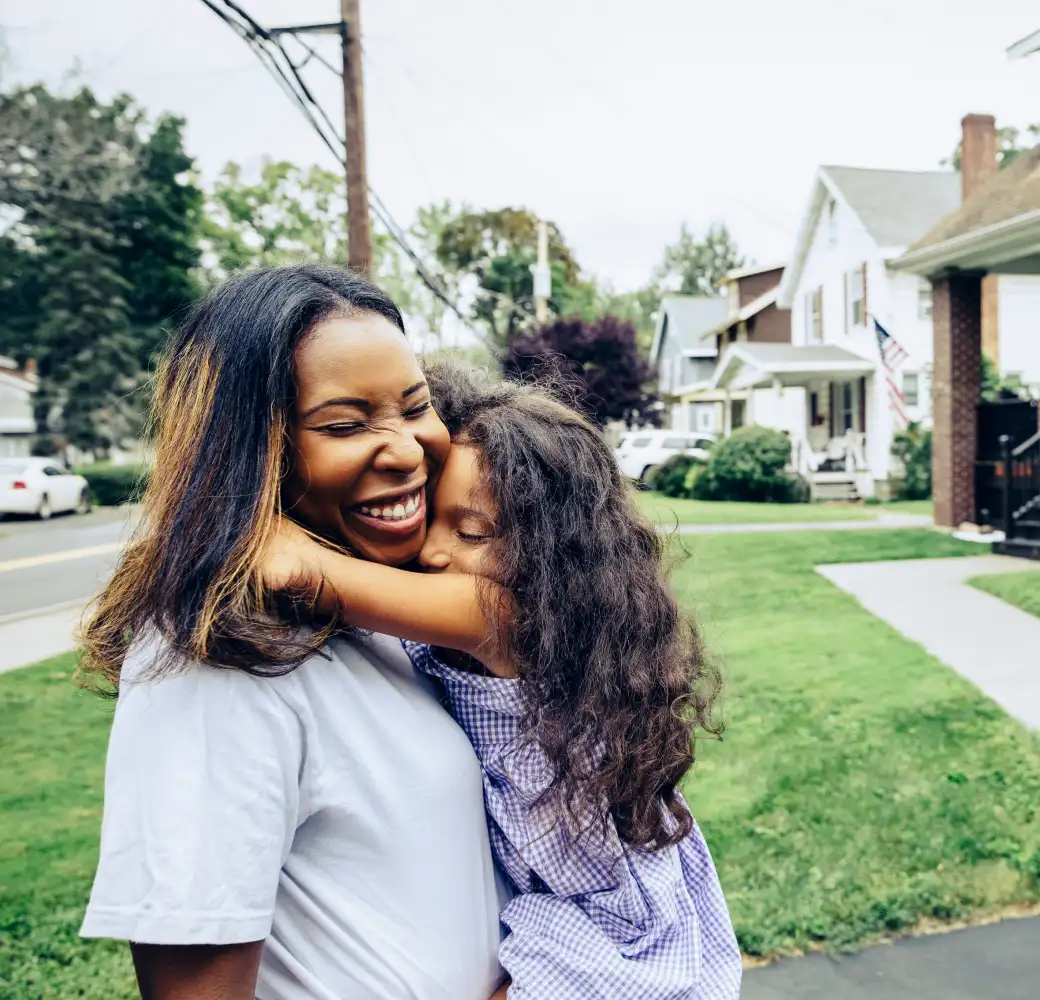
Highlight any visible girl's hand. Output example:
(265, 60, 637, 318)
(261, 516, 334, 598)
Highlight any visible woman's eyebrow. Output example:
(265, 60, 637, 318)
(301, 382, 426, 419)
(301, 397, 369, 419)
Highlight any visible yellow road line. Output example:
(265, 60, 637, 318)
(0, 543, 123, 574)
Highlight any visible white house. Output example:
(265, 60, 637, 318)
(0, 356, 36, 458)
(715, 161, 1040, 499)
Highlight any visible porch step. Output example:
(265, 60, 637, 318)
(810, 472, 860, 503)
(993, 537, 1040, 561)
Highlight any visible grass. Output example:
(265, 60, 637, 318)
(0, 654, 136, 999)
(635, 491, 933, 526)
(678, 529, 1040, 957)
(3, 529, 1037, 993)
(968, 569, 1040, 620)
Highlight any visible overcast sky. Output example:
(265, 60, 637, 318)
(4, 0, 1040, 292)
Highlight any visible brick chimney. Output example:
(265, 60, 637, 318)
(961, 113, 997, 201)
(960, 114, 1001, 364)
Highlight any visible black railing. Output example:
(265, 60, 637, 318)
(999, 431, 1040, 541)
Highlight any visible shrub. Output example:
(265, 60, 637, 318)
(76, 464, 150, 506)
(647, 453, 703, 497)
(692, 425, 807, 503)
(891, 422, 932, 500)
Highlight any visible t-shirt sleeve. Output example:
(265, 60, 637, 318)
(80, 640, 305, 945)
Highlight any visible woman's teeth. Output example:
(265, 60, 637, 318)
(359, 493, 420, 521)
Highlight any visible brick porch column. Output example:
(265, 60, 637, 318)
(931, 274, 982, 528)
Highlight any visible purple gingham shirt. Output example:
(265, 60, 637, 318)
(403, 641, 742, 1000)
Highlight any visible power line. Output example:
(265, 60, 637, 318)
(197, 0, 483, 339)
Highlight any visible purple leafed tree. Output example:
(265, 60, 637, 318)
(502, 316, 661, 428)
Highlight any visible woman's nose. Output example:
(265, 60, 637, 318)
(372, 426, 425, 475)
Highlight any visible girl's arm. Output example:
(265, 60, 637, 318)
(262, 517, 514, 675)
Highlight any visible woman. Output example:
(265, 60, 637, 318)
(80, 265, 507, 1000)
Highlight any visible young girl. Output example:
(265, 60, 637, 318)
(265, 363, 741, 999)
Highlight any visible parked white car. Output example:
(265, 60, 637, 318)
(614, 430, 715, 483)
(0, 458, 92, 519)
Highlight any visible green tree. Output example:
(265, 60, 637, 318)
(0, 84, 201, 454)
(654, 222, 745, 297)
(200, 162, 453, 345)
(434, 206, 584, 351)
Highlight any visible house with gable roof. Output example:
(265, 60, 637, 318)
(710, 124, 1040, 500)
(648, 294, 728, 433)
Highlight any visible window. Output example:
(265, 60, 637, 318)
(810, 391, 821, 427)
(918, 279, 933, 320)
(691, 437, 714, 451)
(841, 382, 854, 433)
(662, 437, 687, 449)
(903, 372, 920, 408)
(42, 466, 62, 477)
(847, 265, 866, 329)
(630, 437, 651, 448)
(805, 287, 823, 343)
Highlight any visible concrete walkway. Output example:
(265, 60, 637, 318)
(742, 915, 1040, 1000)
(818, 554, 1040, 729)
(674, 513, 933, 535)
(0, 601, 86, 674)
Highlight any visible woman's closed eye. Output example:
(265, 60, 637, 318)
(404, 401, 432, 418)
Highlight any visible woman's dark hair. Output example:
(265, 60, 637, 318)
(425, 360, 722, 850)
(81, 264, 405, 684)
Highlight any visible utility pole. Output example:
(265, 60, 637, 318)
(340, 0, 371, 275)
(266, 2, 372, 275)
(532, 220, 551, 324)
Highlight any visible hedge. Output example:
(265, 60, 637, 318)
(75, 464, 150, 507)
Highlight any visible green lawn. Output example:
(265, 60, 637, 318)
(968, 569, 1040, 620)
(679, 529, 1040, 956)
(635, 491, 932, 526)
(3, 530, 1037, 993)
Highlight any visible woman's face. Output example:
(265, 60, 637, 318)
(284, 312, 450, 566)
(418, 443, 497, 577)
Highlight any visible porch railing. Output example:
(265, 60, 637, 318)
(999, 432, 1040, 541)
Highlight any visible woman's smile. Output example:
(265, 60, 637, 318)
(349, 484, 427, 535)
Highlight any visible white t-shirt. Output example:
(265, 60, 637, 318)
(81, 631, 507, 1000)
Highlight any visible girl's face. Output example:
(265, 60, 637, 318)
(418, 442, 497, 577)
(283, 312, 450, 566)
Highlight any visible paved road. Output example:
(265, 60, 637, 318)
(742, 916, 1040, 999)
(0, 506, 136, 618)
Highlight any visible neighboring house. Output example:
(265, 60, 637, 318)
(716, 118, 1040, 501)
(648, 294, 728, 432)
(0, 356, 36, 458)
(894, 117, 1040, 548)
(676, 263, 791, 436)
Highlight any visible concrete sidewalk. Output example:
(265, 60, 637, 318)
(818, 554, 1040, 729)
(742, 916, 1040, 999)
(0, 602, 86, 673)
(674, 513, 933, 535)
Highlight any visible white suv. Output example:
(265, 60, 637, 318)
(614, 430, 715, 483)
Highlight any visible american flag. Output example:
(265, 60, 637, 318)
(874, 318, 909, 425)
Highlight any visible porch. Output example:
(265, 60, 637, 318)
(894, 143, 1040, 553)
(711, 342, 878, 500)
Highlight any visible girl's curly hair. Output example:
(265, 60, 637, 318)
(424, 359, 722, 850)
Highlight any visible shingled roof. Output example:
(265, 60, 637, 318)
(823, 167, 961, 249)
(909, 147, 1040, 251)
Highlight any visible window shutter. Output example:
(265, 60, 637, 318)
(862, 262, 868, 324)
(858, 376, 867, 432)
